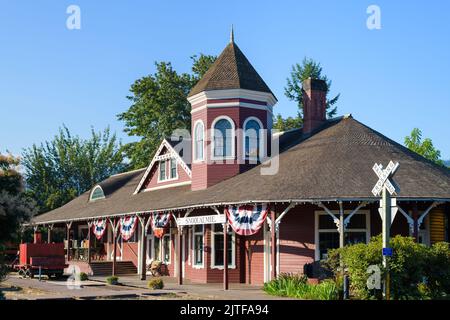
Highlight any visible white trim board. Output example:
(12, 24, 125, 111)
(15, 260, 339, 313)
(134, 139, 192, 194)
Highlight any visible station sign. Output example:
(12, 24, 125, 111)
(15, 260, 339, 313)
(177, 214, 226, 226)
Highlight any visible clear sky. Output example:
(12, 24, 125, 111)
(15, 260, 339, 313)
(1, 1, 449, 159)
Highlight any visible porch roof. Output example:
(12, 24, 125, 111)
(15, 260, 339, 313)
(31, 116, 450, 225)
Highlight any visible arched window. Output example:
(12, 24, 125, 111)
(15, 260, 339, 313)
(90, 185, 105, 201)
(194, 121, 204, 161)
(244, 118, 262, 160)
(212, 117, 234, 158)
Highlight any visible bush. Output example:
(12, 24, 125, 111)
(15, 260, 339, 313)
(263, 273, 338, 300)
(79, 272, 88, 281)
(106, 276, 119, 285)
(148, 278, 164, 290)
(323, 235, 450, 300)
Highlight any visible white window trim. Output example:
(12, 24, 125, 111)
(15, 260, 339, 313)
(168, 158, 178, 181)
(193, 119, 205, 163)
(242, 116, 265, 161)
(210, 224, 236, 269)
(157, 160, 167, 182)
(210, 115, 236, 161)
(89, 185, 105, 201)
(192, 225, 205, 269)
(157, 158, 179, 183)
(162, 233, 171, 264)
(314, 210, 370, 261)
(146, 230, 171, 265)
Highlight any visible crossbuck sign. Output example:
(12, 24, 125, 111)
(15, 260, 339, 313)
(372, 161, 400, 196)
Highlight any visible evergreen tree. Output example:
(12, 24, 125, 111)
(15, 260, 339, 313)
(274, 57, 339, 131)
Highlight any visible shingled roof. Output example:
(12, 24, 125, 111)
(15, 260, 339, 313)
(188, 41, 275, 98)
(31, 116, 450, 225)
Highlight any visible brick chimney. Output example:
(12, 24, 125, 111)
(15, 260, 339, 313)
(302, 78, 327, 134)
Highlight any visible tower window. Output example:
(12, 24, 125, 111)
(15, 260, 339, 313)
(244, 118, 262, 160)
(212, 117, 234, 158)
(194, 121, 204, 161)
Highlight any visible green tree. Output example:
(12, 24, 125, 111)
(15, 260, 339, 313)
(274, 57, 340, 131)
(0, 154, 36, 282)
(0, 154, 35, 244)
(404, 128, 444, 166)
(118, 54, 216, 169)
(22, 126, 126, 213)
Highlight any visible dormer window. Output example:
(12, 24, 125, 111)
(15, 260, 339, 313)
(212, 116, 235, 159)
(170, 158, 177, 179)
(90, 185, 105, 201)
(244, 117, 263, 160)
(159, 160, 167, 181)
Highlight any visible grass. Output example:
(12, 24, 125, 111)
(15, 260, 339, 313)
(263, 273, 339, 300)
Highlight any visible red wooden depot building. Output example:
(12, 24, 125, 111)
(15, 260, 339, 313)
(28, 32, 450, 289)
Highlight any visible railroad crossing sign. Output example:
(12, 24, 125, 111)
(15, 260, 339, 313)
(371, 161, 400, 196)
(372, 160, 400, 301)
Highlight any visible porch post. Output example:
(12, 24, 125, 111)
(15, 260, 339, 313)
(412, 205, 419, 242)
(178, 224, 183, 285)
(47, 224, 53, 243)
(66, 222, 72, 261)
(112, 219, 117, 276)
(139, 217, 147, 281)
(87, 222, 92, 264)
(339, 201, 345, 248)
(271, 208, 276, 280)
(223, 220, 229, 290)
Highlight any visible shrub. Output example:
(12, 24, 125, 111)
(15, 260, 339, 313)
(423, 242, 450, 298)
(79, 272, 88, 281)
(106, 276, 119, 285)
(323, 235, 450, 300)
(263, 273, 338, 300)
(148, 278, 164, 290)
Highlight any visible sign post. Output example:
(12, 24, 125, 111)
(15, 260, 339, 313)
(372, 161, 399, 300)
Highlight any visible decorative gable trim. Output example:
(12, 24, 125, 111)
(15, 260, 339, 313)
(133, 139, 192, 195)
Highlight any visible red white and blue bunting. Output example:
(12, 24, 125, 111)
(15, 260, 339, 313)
(120, 216, 138, 241)
(225, 204, 269, 236)
(92, 219, 107, 240)
(150, 212, 172, 238)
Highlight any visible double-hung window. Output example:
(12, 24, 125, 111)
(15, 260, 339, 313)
(170, 158, 177, 179)
(212, 224, 234, 268)
(192, 225, 204, 267)
(159, 160, 166, 181)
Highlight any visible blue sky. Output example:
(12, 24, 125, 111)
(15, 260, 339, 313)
(1, 1, 449, 159)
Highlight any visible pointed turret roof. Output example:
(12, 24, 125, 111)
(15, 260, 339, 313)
(188, 38, 275, 98)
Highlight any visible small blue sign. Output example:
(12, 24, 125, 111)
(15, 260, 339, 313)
(382, 248, 393, 256)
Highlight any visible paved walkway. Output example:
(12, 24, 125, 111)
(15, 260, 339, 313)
(1, 274, 290, 300)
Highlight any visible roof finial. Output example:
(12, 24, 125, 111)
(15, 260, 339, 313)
(230, 24, 234, 43)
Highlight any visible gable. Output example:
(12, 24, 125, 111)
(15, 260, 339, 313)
(134, 139, 192, 194)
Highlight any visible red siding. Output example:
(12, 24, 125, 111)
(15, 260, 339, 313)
(244, 228, 266, 285)
(278, 205, 315, 275)
(122, 242, 138, 267)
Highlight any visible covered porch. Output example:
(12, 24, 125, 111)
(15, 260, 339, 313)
(27, 198, 449, 288)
